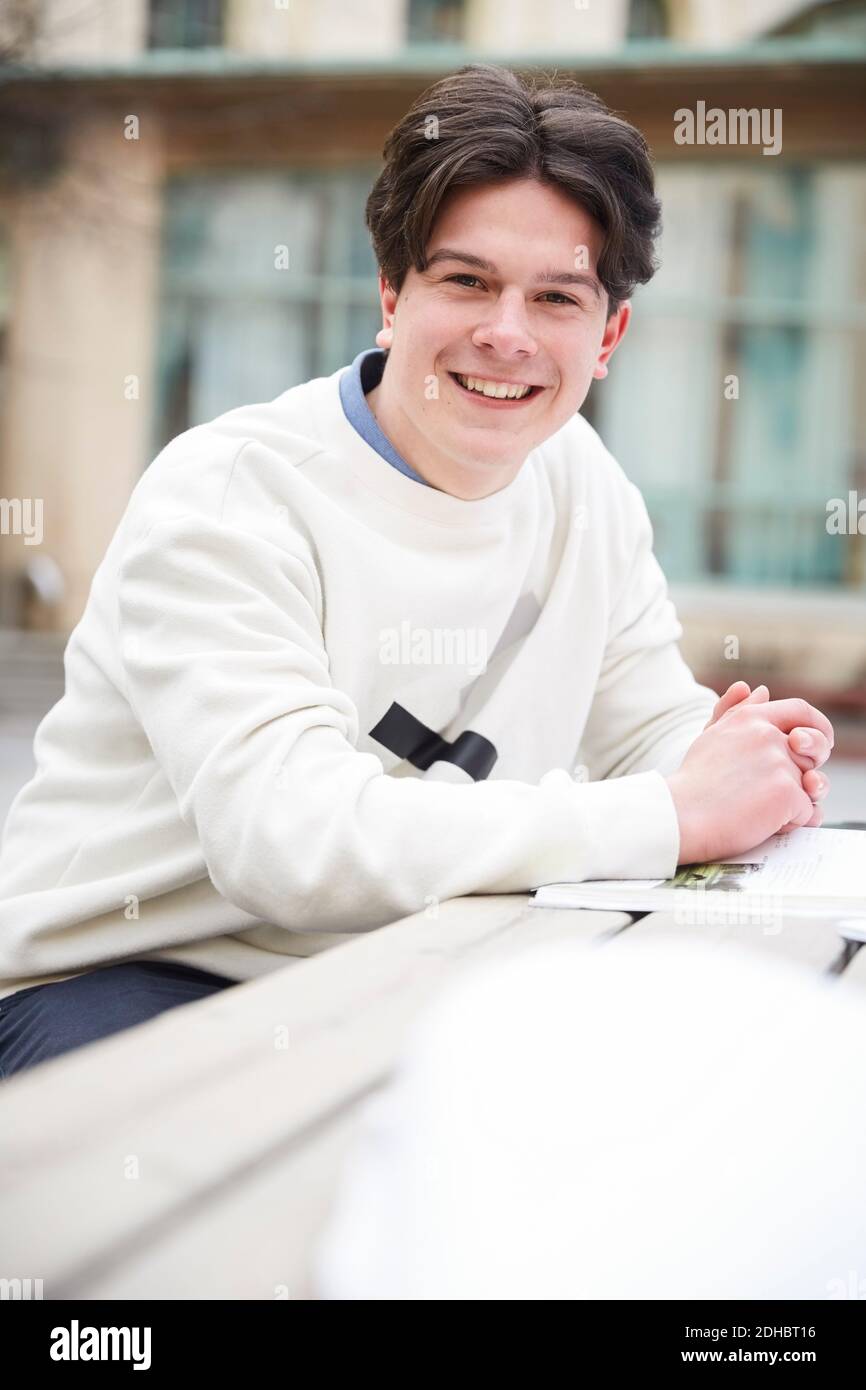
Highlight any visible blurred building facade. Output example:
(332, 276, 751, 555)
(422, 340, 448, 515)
(0, 0, 864, 736)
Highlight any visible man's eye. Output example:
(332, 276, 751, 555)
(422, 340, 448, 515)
(445, 276, 578, 306)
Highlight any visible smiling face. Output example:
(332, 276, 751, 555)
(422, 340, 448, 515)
(366, 177, 631, 500)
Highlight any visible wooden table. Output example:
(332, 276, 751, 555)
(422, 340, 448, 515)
(1, 894, 863, 1299)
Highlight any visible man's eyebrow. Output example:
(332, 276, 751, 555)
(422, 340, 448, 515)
(424, 247, 602, 299)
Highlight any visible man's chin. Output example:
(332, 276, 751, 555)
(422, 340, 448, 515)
(449, 429, 535, 466)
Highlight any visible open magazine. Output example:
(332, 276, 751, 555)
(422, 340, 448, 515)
(531, 827, 866, 931)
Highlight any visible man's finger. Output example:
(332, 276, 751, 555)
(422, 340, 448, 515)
(710, 682, 771, 730)
(746, 698, 835, 748)
(802, 768, 829, 802)
(787, 729, 832, 772)
(705, 681, 751, 728)
(718, 680, 751, 713)
(781, 801, 825, 831)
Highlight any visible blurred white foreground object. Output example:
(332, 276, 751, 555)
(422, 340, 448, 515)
(313, 935, 866, 1299)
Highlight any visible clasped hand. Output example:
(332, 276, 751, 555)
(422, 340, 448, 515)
(665, 680, 835, 864)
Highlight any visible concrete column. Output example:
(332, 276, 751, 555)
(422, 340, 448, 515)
(0, 108, 164, 632)
(227, 0, 404, 57)
(466, 0, 627, 52)
(31, 0, 148, 63)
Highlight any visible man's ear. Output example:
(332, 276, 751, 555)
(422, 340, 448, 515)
(592, 300, 631, 380)
(375, 271, 398, 351)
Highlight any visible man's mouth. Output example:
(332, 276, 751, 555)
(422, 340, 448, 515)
(449, 371, 544, 406)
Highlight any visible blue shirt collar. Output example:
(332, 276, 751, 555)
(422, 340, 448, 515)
(338, 348, 430, 487)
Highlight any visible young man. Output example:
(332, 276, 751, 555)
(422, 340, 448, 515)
(0, 64, 832, 1077)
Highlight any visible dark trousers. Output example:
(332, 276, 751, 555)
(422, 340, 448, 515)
(0, 960, 236, 1080)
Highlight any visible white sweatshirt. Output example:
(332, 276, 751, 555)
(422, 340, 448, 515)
(0, 364, 718, 998)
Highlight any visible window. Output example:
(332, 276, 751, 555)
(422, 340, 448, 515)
(767, 0, 866, 41)
(594, 164, 866, 589)
(627, 0, 668, 40)
(147, 0, 224, 50)
(407, 0, 466, 44)
(153, 170, 382, 453)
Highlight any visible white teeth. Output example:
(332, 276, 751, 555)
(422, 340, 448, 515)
(455, 373, 532, 400)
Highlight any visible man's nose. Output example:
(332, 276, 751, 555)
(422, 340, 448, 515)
(471, 289, 538, 358)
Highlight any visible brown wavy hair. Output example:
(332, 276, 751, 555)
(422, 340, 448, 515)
(365, 63, 662, 316)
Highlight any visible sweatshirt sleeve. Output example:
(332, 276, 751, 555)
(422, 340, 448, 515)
(116, 513, 683, 933)
(579, 475, 719, 783)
